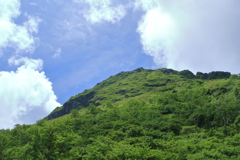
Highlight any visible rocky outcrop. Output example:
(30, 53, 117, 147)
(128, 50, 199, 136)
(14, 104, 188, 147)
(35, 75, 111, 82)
(48, 91, 95, 120)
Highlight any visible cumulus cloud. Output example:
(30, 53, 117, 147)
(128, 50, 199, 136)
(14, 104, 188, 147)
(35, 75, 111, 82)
(0, 57, 61, 129)
(0, 0, 40, 53)
(136, 0, 240, 73)
(136, 2, 179, 66)
(0, 0, 59, 129)
(79, 0, 126, 23)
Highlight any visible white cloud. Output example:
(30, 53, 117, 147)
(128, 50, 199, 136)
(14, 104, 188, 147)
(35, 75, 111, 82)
(29, 2, 37, 6)
(0, 0, 20, 20)
(137, 5, 178, 66)
(24, 14, 42, 34)
(0, 0, 40, 53)
(0, 57, 61, 129)
(79, 0, 126, 23)
(136, 0, 240, 73)
(53, 48, 61, 58)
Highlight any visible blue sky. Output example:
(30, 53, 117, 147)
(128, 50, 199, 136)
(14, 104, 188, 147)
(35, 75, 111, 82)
(1, 0, 240, 129)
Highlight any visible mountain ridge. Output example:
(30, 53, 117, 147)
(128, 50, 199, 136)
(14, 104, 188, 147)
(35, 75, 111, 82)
(47, 67, 231, 120)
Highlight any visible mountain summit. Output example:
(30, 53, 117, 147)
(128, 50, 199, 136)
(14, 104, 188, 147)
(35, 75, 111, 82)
(47, 68, 231, 120)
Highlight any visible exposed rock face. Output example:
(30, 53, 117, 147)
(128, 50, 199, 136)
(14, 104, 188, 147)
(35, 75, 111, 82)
(47, 107, 66, 120)
(48, 91, 95, 120)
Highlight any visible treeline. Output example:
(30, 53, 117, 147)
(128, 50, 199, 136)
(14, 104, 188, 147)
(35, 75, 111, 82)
(1, 76, 240, 159)
(178, 70, 231, 80)
(196, 71, 231, 80)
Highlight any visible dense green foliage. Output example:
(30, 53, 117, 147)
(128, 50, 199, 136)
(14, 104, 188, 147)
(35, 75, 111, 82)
(1, 68, 240, 159)
(196, 71, 231, 80)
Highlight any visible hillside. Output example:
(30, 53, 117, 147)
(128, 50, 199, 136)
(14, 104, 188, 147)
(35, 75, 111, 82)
(2, 68, 240, 159)
(47, 68, 231, 120)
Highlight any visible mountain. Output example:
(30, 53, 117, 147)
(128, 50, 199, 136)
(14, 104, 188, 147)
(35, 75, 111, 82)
(2, 67, 240, 159)
(47, 68, 231, 120)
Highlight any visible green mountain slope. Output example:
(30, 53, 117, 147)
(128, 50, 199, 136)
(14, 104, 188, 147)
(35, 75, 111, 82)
(47, 68, 230, 120)
(2, 68, 240, 159)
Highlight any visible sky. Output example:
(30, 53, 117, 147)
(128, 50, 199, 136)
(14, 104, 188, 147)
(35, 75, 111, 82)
(1, 0, 240, 129)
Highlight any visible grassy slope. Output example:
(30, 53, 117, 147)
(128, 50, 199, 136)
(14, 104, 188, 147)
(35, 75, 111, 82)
(49, 68, 234, 122)
(47, 68, 189, 119)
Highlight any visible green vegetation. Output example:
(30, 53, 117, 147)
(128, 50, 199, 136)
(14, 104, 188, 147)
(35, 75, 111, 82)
(1, 68, 240, 159)
(48, 68, 231, 120)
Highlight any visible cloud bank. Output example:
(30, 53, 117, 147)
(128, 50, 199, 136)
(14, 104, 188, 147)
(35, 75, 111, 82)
(0, 0, 40, 53)
(136, 0, 240, 73)
(0, 57, 60, 129)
